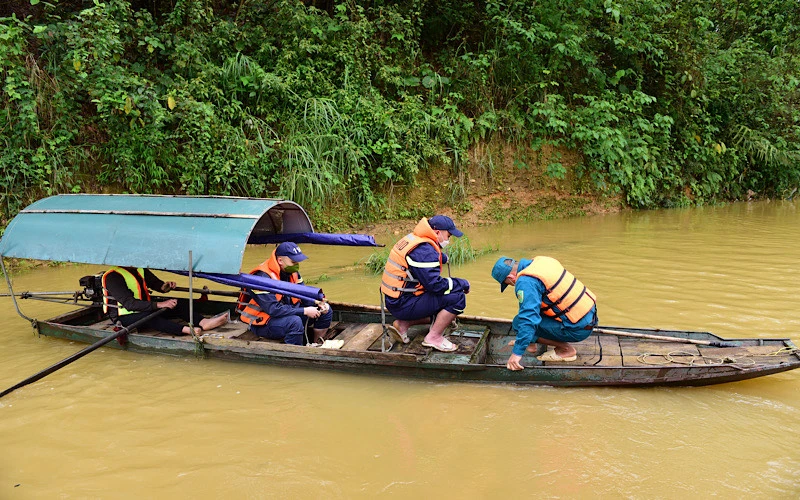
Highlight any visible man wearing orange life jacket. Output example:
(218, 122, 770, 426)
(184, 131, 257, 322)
(238, 242, 331, 346)
(102, 266, 228, 336)
(380, 215, 470, 352)
(491, 256, 599, 370)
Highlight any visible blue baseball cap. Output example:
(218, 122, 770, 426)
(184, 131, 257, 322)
(275, 242, 308, 262)
(491, 256, 516, 292)
(428, 215, 464, 237)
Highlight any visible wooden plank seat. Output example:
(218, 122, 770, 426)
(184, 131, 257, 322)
(366, 323, 491, 365)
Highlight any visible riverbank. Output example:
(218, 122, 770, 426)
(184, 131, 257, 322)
(324, 143, 626, 239)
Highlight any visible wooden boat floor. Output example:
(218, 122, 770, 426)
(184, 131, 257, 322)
(86, 318, 490, 362)
(85, 317, 796, 367)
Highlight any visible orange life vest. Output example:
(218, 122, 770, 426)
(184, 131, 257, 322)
(517, 256, 596, 323)
(237, 251, 301, 326)
(102, 266, 150, 316)
(380, 218, 442, 298)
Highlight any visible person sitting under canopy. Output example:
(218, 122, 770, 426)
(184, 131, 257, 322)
(102, 266, 228, 336)
(237, 242, 333, 346)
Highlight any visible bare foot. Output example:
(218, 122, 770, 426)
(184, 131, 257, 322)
(200, 311, 229, 331)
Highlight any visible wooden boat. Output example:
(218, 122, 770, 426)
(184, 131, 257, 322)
(35, 297, 800, 387)
(2, 195, 799, 388)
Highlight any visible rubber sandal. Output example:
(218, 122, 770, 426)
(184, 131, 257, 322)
(386, 325, 409, 344)
(536, 350, 577, 362)
(422, 337, 458, 353)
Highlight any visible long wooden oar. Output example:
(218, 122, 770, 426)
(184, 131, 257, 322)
(594, 327, 739, 348)
(0, 308, 167, 399)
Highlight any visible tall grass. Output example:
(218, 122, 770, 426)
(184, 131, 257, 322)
(278, 98, 362, 208)
(361, 235, 497, 275)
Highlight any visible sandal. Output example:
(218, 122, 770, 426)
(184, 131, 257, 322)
(536, 350, 577, 362)
(386, 325, 409, 344)
(422, 337, 458, 353)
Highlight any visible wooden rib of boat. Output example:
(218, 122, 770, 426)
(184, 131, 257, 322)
(36, 297, 800, 387)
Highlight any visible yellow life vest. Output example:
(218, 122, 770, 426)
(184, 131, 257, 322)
(237, 250, 301, 326)
(380, 218, 442, 298)
(102, 266, 150, 316)
(517, 256, 596, 323)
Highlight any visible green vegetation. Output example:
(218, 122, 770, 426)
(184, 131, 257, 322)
(1, 0, 798, 226)
(444, 235, 497, 266)
(361, 247, 391, 275)
(362, 235, 496, 274)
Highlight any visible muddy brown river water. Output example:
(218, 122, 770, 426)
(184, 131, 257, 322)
(1, 200, 798, 497)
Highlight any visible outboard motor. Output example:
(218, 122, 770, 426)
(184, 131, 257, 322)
(79, 273, 105, 303)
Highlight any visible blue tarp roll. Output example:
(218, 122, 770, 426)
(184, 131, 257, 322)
(174, 271, 324, 303)
(251, 232, 381, 247)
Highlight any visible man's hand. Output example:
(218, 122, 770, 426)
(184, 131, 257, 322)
(161, 281, 176, 293)
(157, 298, 177, 309)
(506, 353, 524, 371)
(303, 307, 321, 319)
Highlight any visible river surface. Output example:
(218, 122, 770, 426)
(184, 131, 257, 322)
(1, 200, 799, 498)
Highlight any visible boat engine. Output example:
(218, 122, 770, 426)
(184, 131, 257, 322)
(79, 273, 104, 303)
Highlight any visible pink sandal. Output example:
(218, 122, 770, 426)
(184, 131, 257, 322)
(422, 337, 458, 353)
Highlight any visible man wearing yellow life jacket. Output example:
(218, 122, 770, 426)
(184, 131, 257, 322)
(380, 215, 471, 352)
(102, 266, 228, 336)
(237, 242, 331, 346)
(491, 256, 599, 370)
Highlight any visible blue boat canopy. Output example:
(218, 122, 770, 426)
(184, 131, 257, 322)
(0, 194, 378, 275)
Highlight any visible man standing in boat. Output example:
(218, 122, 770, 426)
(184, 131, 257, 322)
(102, 267, 228, 335)
(491, 256, 598, 369)
(380, 215, 470, 352)
(238, 242, 332, 346)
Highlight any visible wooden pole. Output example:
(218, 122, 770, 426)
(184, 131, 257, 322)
(594, 327, 739, 348)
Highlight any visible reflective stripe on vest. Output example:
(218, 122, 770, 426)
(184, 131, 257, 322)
(516, 256, 596, 323)
(102, 266, 150, 316)
(380, 219, 442, 298)
(237, 252, 301, 326)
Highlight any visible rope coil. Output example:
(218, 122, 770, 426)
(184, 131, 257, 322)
(636, 347, 798, 366)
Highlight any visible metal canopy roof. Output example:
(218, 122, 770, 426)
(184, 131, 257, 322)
(0, 194, 314, 274)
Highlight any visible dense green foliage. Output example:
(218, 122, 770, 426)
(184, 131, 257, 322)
(1, 0, 798, 223)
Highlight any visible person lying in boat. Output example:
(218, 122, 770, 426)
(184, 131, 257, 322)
(380, 215, 470, 352)
(491, 256, 599, 370)
(237, 241, 332, 346)
(102, 267, 228, 336)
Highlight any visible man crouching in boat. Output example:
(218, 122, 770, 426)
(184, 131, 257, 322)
(103, 267, 228, 336)
(237, 242, 332, 346)
(380, 215, 470, 352)
(491, 256, 598, 370)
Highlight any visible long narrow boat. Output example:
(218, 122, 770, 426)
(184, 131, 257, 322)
(2, 195, 799, 387)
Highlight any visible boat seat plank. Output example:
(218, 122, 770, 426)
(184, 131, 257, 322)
(484, 335, 600, 366)
(334, 323, 369, 346)
(596, 335, 622, 366)
(621, 340, 705, 367)
(534, 336, 599, 366)
(377, 325, 490, 365)
(342, 324, 385, 351)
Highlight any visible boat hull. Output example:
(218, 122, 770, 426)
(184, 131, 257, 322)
(31, 300, 800, 387)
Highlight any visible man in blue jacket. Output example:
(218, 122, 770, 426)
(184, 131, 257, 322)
(381, 215, 470, 352)
(491, 256, 598, 370)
